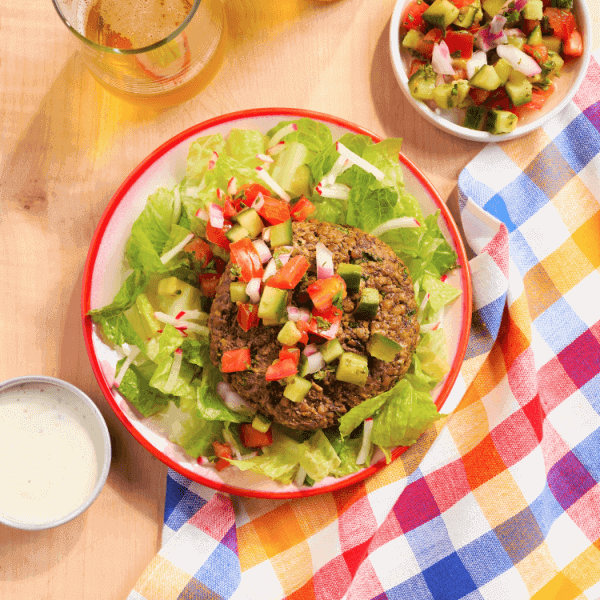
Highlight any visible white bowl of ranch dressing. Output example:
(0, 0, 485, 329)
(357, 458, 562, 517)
(0, 376, 111, 530)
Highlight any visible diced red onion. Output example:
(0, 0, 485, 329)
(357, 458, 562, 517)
(275, 246, 293, 266)
(336, 142, 384, 182)
(496, 43, 542, 76)
(216, 382, 256, 415)
(303, 344, 318, 357)
(287, 306, 310, 322)
(159, 233, 195, 265)
(209, 203, 224, 229)
(262, 259, 277, 282)
(490, 14, 507, 34)
(369, 217, 420, 237)
(316, 242, 334, 279)
(113, 346, 141, 389)
(252, 192, 265, 211)
(475, 27, 507, 52)
(504, 28, 525, 38)
(252, 238, 272, 264)
(165, 348, 183, 393)
(356, 418, 373, 466)
(246, 278, 261, 304)
(262, 226, 271, 243)
(195, 208, 208, 221)
(305, 352, 325, 374)
(432, 41, 455, 76)
(466, 51, 488, 79)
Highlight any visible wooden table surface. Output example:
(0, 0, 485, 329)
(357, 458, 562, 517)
(1, 0, 596, 598)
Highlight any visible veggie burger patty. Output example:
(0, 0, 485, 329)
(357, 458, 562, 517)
(209, 220, 420, 431)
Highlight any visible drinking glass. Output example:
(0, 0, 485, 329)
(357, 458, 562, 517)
(52, 0, 226, 107)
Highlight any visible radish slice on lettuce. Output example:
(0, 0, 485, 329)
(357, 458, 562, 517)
(256, 153, 274, 164)
(207, 151, 218, 170)
(195, 208, 208, 221)
(315, 182, 351, 200)
(154, 312, 209, 335)
(267, 123, 298, 148)
(466, 50, 488, 79)
(496, 43, 542, 76)
(159, 233, 194, 265)
(255, 166, 291, 202)
(266, 141, 286, 156)
(370, 217, 420, 237)
(320, 155, 351, 187)
(336, 142, 385, 182)
(316, 242, 334, 279)
(432, 41, 455, 76)
(113, 346, 141, 389)
(227, 177, 238, 195)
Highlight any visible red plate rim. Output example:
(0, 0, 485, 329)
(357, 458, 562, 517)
(82, 107, 472, 499)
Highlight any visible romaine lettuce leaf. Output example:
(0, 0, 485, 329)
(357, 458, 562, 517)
(224, 129, 266, 167)
(298, 430, 341, 482)
(186, 134, 226, 178)
(116, 359, 173, 417)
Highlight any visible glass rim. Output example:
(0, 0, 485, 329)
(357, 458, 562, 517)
(51, 0, 202, 55)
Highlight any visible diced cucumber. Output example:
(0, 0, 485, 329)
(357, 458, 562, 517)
(355, 288, 380, 319)
(408, 66, 436, 101)
(522, 0, 543, 20)
(297, 355, 309, 377)
(432, 80, 470, 109)
(226, 224, 250, 243)
(338, 263, 362, 294)
(494, 58, 513, 85)
(277, 320, 302, 346)
(252, 413, 271, 433)
(528, 25, 543, 46)
(320, 338, 344, 364)
(482, 0, 504, 17)
(463, 106, 487, 131)
(258, 287, 288, 323)
(233, 208, 263, 239)
(423, 0, 460, 30)
(542, 36, 563, 54)
(547, 50, 564, 74)
(402, 29, 424, 51)
(486, 109, 518, 135)
(469, 64, 501, 91)
(505, 70, 533, 107)
(230, 281, 249, 303)
(366, 333, 403, 362)
(336, 352, 369, 387)
(551, 0, 572, 7)
(270, 219, 293, 248)
(283, 376, 312, 403)
(454, 4, 478, 28)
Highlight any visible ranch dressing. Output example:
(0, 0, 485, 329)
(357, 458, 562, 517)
(0, 387, 99, 525)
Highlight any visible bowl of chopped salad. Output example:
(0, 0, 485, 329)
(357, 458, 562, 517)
(390, 0, 591, 141)
(82, 109, 472, 498)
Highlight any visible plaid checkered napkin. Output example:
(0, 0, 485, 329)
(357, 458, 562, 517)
(128, 49, 600, 600)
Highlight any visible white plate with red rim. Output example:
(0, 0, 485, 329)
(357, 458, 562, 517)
(82, 108, 472, 498)
(389, 0, 592, 142)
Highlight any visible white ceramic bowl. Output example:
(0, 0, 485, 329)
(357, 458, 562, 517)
(389, 0, 592, 142)
(82, 108, 472, 498)
(0, 376, 111, 530)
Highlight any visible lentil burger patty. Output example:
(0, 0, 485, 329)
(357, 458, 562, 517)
(208, 220, 420, 430)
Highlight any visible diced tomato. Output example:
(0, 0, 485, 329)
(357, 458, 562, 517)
(523, 44, 549, 64)
(445, 30, 474, 60)
(295, 319, 318, 345)
(563, 29, 583, 57)
(544, 7, 576, 41)
(221, 348, 251, 373)
(290, 196, 316, 222)
(401, 0, 429, 32)
(279, 346, 301, 366)
(229, 238, 264, 282)
(213, 441, 233, 471)
(312, 305, 343, 325)
(206, 221, 231, 250)
(469, 87, 492, 105)
(449, 0, 475, 6)
(239, 423, 273, 448)
(265, 358, 297, 381)
(183, 238, 213, 268)
(237, 303, 260, 332)
(213, 257, 226, 275)
(255, 196, 291, 225)
(307, 275, 346, 312)
(265, 255, 310, 289)
(484, 88, 514, 112)
(408, 58, 427, 78)
(514, 83, 556, 115)
(522, 19, 540, 35)
(199, 272, 220, 298)
(415, 28, 443, 60)
(240, 183, 271, 204)
(223, 197, 237, 219)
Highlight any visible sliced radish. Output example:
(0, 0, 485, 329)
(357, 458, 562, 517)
(252, 192, 265, 211)
(294, 465, 307, 487)
(336, 142, 385, 182)
(246, 278, 261, 304)
(305, 352, 325, 374)
(207, 151, 218, 170)
(320, 155, 351, 187)
(255, 166, 291, 202)
(356, 418, 373, 465)
(432, 41, 455, 76)
(496, 43, 542, 76)
(303, 344, 318, 357)
(227, 177, 238, 195)
(216, 188, 223, 201)
(165, 348, 183, 393)
(113, 346, 141, 389)
(175, 309, 203, 321)
(266, 141, 286, 156)
(262, 258, 277, 282)
(316, 242, 334, 279)
(252, 238, 272, 264)
(195, 208, 208, 221)
(267, 123, 298, 148)
(315, 182, 350, 200)
(154, 312, 209, 335)
(159, 233, 194, 265)
(256, 153, 274, 164)
(466, 50, 488, 79)
(369, 217, 420, 237)
(216, 382, 256, 415)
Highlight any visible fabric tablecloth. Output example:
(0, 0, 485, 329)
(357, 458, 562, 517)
(127, 48, 600, 600)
